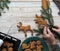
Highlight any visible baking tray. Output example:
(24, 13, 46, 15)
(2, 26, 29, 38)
(0, 32, 21, 51)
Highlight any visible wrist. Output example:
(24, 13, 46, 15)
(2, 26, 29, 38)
(51, 40, 57, 45)
(58, 33, 60, 35)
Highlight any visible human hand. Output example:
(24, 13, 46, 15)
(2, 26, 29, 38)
(52, 26, 60, 35)
(43, 27, 57, 45)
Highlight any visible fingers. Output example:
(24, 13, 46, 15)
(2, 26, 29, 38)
(44, 26, 52, 34)
(47, 28, 52, 34)
(53, 26, 60, 29)
(43, 27, 52, 36)
(43, 27, 48, 38)
(55, 26, 60, 28)
(52, 26, 60, 35)
(52, 28, 58, 32)
(43, 26, 47, 34)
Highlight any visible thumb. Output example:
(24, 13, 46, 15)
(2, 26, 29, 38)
(52, 28, 58, 32)
(47, 28, 52, 34)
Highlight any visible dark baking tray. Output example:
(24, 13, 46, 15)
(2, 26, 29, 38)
(0, 32, 21, 51)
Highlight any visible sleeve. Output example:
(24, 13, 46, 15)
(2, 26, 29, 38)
(51, 44, 60, 51)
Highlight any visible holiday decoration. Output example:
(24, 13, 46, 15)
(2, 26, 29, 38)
(53, 0, 60, 15)
(34, 0, 54, 35)
(33, 0, 60, 39)
(34, 15, 47, 29)
(41, 0, 54, 26)
(17, 22, 33, 37)
(0, 0, 10, 16)
(42, 0, 50, 10)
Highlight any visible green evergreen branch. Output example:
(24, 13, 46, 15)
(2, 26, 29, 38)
(0, 0, 10, 16)
(34, 7, 54, 36)
(33, 27, 44, 36)
(41, 7, 54, 26)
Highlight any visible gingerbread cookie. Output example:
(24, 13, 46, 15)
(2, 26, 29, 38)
(22, 40, 43, 51)
(8, 47, 13, 51)
(2, 48, 7, 51)
(24, 49, 31, 51)
(17, 22, 33, 37)
(4, 42, 13, 48)
(22, 43, 29, 49)
(34, 15, 47, 29)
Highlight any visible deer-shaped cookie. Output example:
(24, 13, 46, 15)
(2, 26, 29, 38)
(17, 22, 33, 37)
(34, 15, 47, 29)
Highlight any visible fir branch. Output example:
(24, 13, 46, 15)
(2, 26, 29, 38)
(0, 0, 10, 16)
(33, 27, 44, 36)
(33, 29, 40, 33)
(41, 7, 54, 26)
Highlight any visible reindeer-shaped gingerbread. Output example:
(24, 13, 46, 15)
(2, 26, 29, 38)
(17, 22, 33, 37)
(34, 15, 47, 29)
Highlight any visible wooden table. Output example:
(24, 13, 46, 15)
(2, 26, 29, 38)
(0, 0, 60, 51)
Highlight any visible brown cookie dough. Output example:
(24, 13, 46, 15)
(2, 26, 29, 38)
(36, 40, 41, 45)
(4, 42, 13, 47)
(22, 43, 29, 49)
(24, 49, 32, 51)
(2, 48, 7, 51)
(8, 47, 13, 51)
